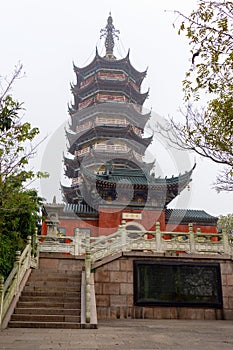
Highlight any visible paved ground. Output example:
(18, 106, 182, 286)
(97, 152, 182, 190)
(1, 319, 233, 350)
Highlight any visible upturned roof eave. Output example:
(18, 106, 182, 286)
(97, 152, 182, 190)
(73, 51, 147, 84)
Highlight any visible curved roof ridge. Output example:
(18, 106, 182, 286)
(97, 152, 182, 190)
(73, 51, 147, 82)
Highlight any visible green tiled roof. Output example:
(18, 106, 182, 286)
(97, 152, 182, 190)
(64, 203, 97, 216)
(165, 209, 218, 225)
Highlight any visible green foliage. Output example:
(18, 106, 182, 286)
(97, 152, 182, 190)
(218, 214, 233, 235)
(178, 1, 233, 100)
(172, 1, 233, 191)
(0, 67, 46, 280)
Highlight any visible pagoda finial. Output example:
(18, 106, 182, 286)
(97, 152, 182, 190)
(100, 13, 120, 59)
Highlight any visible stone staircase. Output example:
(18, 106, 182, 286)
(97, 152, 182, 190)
(8, 256, 83, 329)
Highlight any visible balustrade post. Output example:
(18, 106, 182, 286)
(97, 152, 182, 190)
(27, 236, 32, 268)
(121, 220, 127, 251)
(222, 228, 231, 255)
(14, 251, 21, 296)
(0, 275, 4, 328)
(33, 231, 39, 267)
(156, 222, 162, 252)
(189, 223, 195, 253)
(74, 228, 81, 256)
(85, 231, 91, 323)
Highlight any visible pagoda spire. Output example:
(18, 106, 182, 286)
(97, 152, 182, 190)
(100, 13, 120, 59)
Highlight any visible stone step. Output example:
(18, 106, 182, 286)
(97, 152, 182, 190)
(17, 301, 80, 308)
(8, 321, 81, 329)
(11, 314, 80, 323)
(24, 284, 81, 293)
(33, 266, 83, 276)
(19, 295, 80, 302)
(9, 262, 83, 329)
(21, 291, 81, 297)
(15, 308, 80, 315)
(25, 280, 81, 286)
(29, 271, 82, 278)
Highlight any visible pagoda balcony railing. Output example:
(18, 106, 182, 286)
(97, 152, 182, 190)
(95, 117, 128, 126)
(75, 147, 90, 157)
(96, 93, 127, 103)
(97, 71, 127, 81)
(93, 143, 130, 153)
(75, 118, 140, 133)
(38, 222, 233, 263)
(76, 121, 92, 133)
(133, 151, 143, 161)
(94, 144, 143, 160)
(75, 119, 128, 133)
(72, 177, 83, 185)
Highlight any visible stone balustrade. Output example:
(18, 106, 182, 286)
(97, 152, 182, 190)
(38, 222, 232, 262)
(0, 236, 38, 329)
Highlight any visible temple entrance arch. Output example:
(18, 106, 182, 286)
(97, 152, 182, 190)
(125, 222, 145, 231)
(125, 222, 145, 239)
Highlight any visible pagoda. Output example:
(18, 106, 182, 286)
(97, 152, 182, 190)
(60, 14, 196, 236)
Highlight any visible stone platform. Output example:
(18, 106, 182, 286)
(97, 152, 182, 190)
(1, 319, 233, 349)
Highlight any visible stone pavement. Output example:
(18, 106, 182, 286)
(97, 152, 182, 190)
(1, 319, 233, 350)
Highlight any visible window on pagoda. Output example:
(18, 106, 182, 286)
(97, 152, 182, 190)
(94, 140, 130, 153)
(129, 79, 140, 92)
(96, 93, 127, 103)
(95, 116, 127, 126)
(97, 71, 126, 81)
(132, 125, 142, 135)
(76, 121, 92, 132)
(79, 76, 95, 88)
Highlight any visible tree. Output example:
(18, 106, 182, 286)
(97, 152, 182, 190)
(0, 65, 47, 279)
(218, 214, 233, 237)
(160, 1, 233, 191)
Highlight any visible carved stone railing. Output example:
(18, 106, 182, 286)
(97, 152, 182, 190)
(89, 222, 232, 262)
(38, 222, 233, 262)
(38, 232, 85, 256)
(0, 236, 38, 329)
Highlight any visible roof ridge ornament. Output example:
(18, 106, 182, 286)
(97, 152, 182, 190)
(100, 13, 120, 59)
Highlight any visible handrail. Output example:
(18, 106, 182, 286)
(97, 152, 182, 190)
(0, 235, 38, 328)
(37, 222, 233, 263)
(85, 231, 91, 324)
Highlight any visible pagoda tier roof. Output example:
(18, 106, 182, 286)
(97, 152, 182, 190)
(69, 102, 150, 129)
(64, 149, 155, 178)
(165, 208, 218, 226)
(67, 125, 153, 154)
(63, 158, 79, 178)
(63, 155, 77, 166)
(60, 183, 83, 204)
(71, 78, 148, 105)
(79, 163, 195, 206)
(73, 49, 147, 87)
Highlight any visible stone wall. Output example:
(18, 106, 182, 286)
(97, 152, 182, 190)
(93, 252, 233, 320)
(39, 253, 85, 272)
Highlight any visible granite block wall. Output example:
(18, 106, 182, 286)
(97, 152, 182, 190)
(94, 254, 233, 320)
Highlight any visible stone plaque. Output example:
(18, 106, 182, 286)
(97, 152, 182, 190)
(134, 261, 223, 308)
(122, 213, 142, 220)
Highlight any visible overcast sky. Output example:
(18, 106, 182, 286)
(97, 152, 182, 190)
(1, 0, 232, 217)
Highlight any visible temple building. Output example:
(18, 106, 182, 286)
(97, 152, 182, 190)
(42, 14, 217, 237)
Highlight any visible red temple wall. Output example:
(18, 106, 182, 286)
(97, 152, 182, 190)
(98, 207, 166, 236)
(42, 208, 217, 237)
(166, 223, 217, 234)
(59, 218, 99, 237)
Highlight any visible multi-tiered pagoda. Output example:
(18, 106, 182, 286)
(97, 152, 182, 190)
(58, 14, 197, 236)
